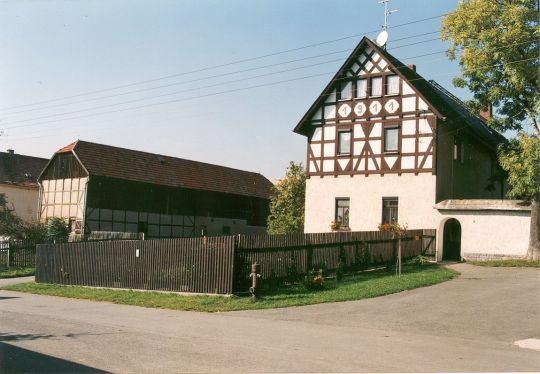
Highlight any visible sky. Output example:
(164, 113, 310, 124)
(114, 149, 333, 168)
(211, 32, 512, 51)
(0, 0, 466, 179)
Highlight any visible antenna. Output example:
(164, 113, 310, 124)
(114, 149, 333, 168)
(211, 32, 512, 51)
(376, 0, 398, 48)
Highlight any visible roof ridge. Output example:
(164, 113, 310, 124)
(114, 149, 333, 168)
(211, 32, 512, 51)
(67, 140, 264, 176)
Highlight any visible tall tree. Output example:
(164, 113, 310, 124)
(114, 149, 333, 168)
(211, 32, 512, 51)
(267, 162, 306, 235)
(441, 0, 540, 259)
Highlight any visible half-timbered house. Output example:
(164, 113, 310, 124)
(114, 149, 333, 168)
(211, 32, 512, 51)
(0, 150, 48, 223)
(294, 36, 507, 234)
(38, 140, 273, 238)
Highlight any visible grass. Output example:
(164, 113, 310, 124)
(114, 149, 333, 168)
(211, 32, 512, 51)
(0, 267, 35, 278)
(466, 259, 540, 267)
(1, 264, 458, 312)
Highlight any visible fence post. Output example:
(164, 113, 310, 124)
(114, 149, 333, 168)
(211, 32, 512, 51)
(306, 243, 313, 272)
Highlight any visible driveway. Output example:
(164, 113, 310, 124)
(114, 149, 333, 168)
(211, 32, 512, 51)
(1, 264, 539, 373)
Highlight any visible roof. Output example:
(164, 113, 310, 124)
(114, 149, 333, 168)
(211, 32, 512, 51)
(293, 37, 506, 149)
(0, 151, 48, 187)
(435, 199, 531, 212)
(47, 140, 273, 199)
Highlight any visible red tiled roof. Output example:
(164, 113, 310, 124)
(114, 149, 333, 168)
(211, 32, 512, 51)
(56, 141, 78, 153)
(59, 140, 273, 199)
(0, 151, 48, 186)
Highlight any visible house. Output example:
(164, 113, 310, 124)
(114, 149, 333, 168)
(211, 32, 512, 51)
(38, 140, 273, 238)
(0, 149, 48, 222)
(293, 36, 528, 260)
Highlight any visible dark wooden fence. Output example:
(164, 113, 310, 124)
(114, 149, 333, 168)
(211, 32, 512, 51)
(0, 240, 38, 268)
(36, 236, 236, 294)
(234, 229, 431, 290)
(35, 229, 435, 294)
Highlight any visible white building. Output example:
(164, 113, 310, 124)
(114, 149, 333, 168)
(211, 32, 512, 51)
(293, 36, 528, 260)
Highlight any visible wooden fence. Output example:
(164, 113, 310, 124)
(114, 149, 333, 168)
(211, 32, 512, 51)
(35, 229, 436, 294)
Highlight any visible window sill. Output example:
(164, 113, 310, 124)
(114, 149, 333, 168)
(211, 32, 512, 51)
(384, 150, 400, 154)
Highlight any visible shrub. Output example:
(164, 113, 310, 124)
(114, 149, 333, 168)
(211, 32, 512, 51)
(410, 255, 430, 267)
(303, 268, 324, 291)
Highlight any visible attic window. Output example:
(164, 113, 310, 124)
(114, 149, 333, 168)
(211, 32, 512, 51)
(356, 79, 367, 98)
(370, 77, 382, 97)
(386, 75, 399, 95)
(339, 81, 352, 100)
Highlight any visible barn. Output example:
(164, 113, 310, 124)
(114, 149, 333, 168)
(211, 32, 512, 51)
(38, 140, 273, 238)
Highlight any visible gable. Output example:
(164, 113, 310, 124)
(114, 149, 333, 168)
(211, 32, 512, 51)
(294, 37, 442, 136)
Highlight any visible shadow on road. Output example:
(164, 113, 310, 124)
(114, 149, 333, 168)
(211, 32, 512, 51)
(0, 342, 109, 373)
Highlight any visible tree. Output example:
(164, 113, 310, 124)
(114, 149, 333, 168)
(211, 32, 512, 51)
(0, 195, 46, 242)
(267, 162, 306, 235)
(441, 0, 540, 260)
(46, 217, 70, 242)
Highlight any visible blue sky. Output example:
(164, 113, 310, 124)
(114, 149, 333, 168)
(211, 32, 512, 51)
(0, 0, 464, 179)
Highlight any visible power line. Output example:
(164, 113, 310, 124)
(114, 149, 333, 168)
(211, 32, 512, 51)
(1, 30, 442, 116)
(0, 36, 445, 126)
(3, 55, 537, 134)
(0, 13, 447, 111)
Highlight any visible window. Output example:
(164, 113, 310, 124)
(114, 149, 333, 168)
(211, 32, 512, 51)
(371, 77, 383, 97)
(454, 138, 465, 163)
(335, 198, 350, 227)
(356, 79, 367, 98)
(386, 75, 399, 95)
(384, 126, 399, 152)
(340, 81, 352, 100)
(337, 131, 351, 155)
(382, 198, 398, 224)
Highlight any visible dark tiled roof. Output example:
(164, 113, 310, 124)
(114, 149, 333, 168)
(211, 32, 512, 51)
(0, 151, 48, 186)
(294, 36, 506, 149)
(55, 140, 273, 199)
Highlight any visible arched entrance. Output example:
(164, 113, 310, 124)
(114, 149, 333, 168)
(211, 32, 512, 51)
(443, 218, 461, 261)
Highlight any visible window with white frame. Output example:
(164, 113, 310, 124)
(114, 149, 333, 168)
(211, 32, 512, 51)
(335, 198, 350, 226)
(384, 126, 399, 152)
(340, 81, 352, 100)
(386, 75, 399, 95)
(382, 197, 398, 224)
(356, 79, 367, 98)
(371, 77, 383, 96)
(337, 131, 351, 155)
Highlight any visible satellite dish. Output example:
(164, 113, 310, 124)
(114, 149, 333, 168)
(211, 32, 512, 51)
(376, 30, 388, 47)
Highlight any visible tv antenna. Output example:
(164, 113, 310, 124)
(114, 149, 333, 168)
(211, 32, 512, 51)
(376, 0, 398, 48)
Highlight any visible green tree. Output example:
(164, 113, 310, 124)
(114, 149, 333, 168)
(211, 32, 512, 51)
(46, 217, 70, 242)
(267, 162, 306, 235)
(0, 195, 46, 242)
(441, 0, 540, 260)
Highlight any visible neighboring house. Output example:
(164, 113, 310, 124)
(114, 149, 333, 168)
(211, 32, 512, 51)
(0, 149, 48, 222)
(38, 140, 273, 238)
(293, 36, 524, 259)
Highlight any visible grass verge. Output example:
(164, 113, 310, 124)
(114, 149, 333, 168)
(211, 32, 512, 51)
(1, 264, 457, 312)
(0, 267, 35, 278)
(466, 259, 540, 267)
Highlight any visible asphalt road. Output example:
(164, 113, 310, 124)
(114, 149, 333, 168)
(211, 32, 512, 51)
(1, 264, 539, 373)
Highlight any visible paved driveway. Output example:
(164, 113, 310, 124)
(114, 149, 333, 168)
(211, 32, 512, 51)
(1, 264, 539, 373)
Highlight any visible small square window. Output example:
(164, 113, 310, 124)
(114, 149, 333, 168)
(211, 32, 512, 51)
(454, 138, 465, 163)
(338, 131, 351, 155)
(340, 81, 352, 100)
(335, 198, 350, 227)
(356, 79, 367, 98)
(386, 75, 399, 95)
(382, 197, 398, 224)
(384, 126, 399, 152)
(371, 77, 383, 97)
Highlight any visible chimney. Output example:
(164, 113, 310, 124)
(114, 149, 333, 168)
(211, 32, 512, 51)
(406, 64, 416, 72)
(480, 104, 492, 121)
(6, 149, 14, 155)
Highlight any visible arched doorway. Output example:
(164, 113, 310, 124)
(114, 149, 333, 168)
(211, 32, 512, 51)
(443, 218, 461, 261)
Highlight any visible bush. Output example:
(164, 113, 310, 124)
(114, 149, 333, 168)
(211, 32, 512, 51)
(303, 268, 324, 291)
(410, 255, 430, 267)
(46, 217, 70, 242)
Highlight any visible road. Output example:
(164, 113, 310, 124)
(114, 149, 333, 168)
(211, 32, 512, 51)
(1, 264, 539, 373)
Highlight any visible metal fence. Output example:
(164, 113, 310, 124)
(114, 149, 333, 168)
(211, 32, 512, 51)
(35, 229, 436, 294)
(0, 240, 38, 268)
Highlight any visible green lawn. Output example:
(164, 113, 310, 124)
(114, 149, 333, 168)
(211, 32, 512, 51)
(0, 267, 35, 278)
(1, 264, 457, 312)
(466, 259, 540, 267)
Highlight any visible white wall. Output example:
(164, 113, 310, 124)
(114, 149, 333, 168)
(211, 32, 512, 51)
(0, 184, 39, 222)
(304, 173, 438, 233)
(436, 210, 531, 260)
